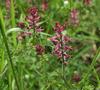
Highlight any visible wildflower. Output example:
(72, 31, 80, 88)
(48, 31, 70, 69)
(54, 22, 65, 34)
(50, 35, 59, 45)
(35, 44, 45, 55)
(17, 7, 43, 41)
(27, 0, 32, 3)
(17, 32, 32, 40)
(17, 22, 25, 29)
(5, 0, 11, 19)
(72, 71, 81, 82)
(42, 0, 48, 11)
(50, 22, 72, 63)
(35, 26, 44, 32)
(26, 7, 43, 32)
(27, 7, 38, 16)
(6, 0, 11, 11)
(26, 7, 40, 25)
(83, 0, 92, 5)
(70, 9, 79, 26)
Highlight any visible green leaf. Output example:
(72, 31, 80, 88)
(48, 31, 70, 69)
(6, 28, 23, 35)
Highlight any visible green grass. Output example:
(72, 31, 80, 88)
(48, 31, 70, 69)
(0, 0, 100, 90)
(0, 6, 19, 90)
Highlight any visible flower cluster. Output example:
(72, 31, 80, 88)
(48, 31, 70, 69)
(50, 22, 72, 64)
(83, 0, 92, 5)
(27, 0, 32, 3)
(72, 72, 81, 82)
(6, 0, 11, 11)
(17, 22, 32, 40)
(70, 9, 79, 26)
(35, 44, 45, 55)
(42, 0, 48, 11)
(17, 32, 32, 40)
(17, 7, 43, 40)
(17, 22, 25, 29)
(26, 7, 43, 32)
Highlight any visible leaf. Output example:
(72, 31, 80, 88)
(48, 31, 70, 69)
(6, 28, 23, 35)
(0, 49, 7, 76)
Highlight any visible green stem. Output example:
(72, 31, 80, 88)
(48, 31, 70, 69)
(8, 68, 12, 90)
(0, 7, 19, 90)
(93, 68, 100, 85)
(69, 0, 72, 10)
(10, 0, 16, 47)
(60, 35, 67, 87)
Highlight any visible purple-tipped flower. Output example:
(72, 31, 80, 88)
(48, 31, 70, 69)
(17, 6, 44, 41)
(17, 22, 25, 29)
(17, 32, 32, 40)
(26, 7, 43, 32)
(70, 9, 79, 26)
(50, 35, 59, 45)
(27, 7, 38, 15)
(50, 22, 72, 64)
(42, 0, 48, 11)
(54, 22, 65, 34)
(27, 0, 32, 3)
(35, 44, 45, 55)
(6, 0, 11, 11)
(83, 0, 92, 5)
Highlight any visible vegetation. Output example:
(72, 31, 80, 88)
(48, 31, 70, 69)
(0, 0, 100, 90)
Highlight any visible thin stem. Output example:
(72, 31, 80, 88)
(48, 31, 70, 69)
(93, 68, 100, 85)
(60, 34, 66, 83)
(60, 34, 72, 89)
(69, 0, 72, 11)
(0, 7, 20, 90)
(8, 68, 12, 90)
(10, 0, 16, 47)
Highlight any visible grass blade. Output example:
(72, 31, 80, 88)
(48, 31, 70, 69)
(0, 6, 19, 90)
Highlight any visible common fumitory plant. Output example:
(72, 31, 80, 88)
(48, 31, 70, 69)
(17, 22, 25, 29)
(35, 44, 45, 55)
(26, 7, 43, 32)
(17, 6, 43, 40)
(17, 32, 32, 40)
(50, 22, 72, 64)
(6, 0, 11, 11)
(5, 0, 11, 18)
(17, 22, 32, 40)
(72, 72, 81, 82)
(70, 9, 79, 26)
(42, 0, 48, 11)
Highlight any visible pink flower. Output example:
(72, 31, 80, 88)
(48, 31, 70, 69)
(54, 22, 65, 34)
(70, 9, 79, 26)
(35, 27, 44, 32)
(27, 0, 32, 3)
(17, 22, 25, 29)
(83, 0, 92, 5)
(64, 46, 73, 51)
(35, 44, 45, 55)
(27, 7, 38, 15)
(17, 7, 44, 41)
(6, 0, 11, 11)
(17, 32, 32, 40)
(53, 43, 71, 60)
(49, 35, 59, 45)
(50, 22, 72, 62)
(26, 7, 43, 32)
(50, 34, 71, 44)
(42, 0, 48, 11)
